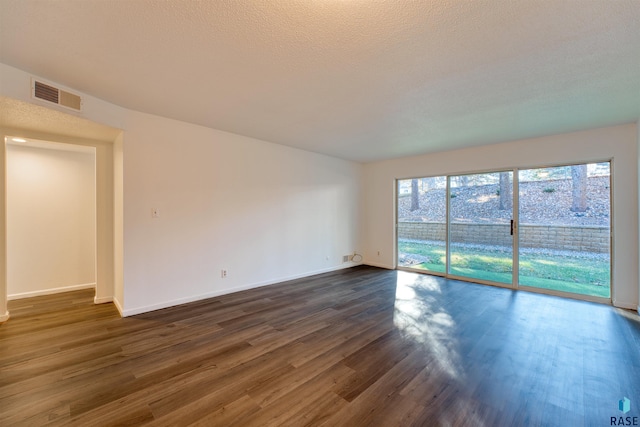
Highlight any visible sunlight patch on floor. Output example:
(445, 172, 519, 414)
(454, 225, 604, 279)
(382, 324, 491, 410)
(393, 272, 462, 380)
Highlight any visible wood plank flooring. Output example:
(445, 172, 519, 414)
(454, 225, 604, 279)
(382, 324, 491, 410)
(1, 266, 639, 426)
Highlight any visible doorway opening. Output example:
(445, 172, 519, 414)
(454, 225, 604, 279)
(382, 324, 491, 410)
(6, 137, 97, 300)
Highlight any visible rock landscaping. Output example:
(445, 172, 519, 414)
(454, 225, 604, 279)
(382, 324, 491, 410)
(398, 176, 610, 226)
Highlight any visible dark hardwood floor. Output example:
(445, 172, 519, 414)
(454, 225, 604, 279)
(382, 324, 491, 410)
(1, 266, 639, 426)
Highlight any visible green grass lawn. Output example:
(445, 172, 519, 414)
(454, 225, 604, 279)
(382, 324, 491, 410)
(398, 240, 610, 298)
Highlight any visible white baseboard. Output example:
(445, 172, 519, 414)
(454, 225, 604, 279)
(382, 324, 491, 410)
(0, 311, 9, 322)
(8, 283, 96, 300)
(121, 263, 362, 317)
(363, 261, 395, 270)
(612, 300, 638, 310)
(94, 295, 113, 304)
(112, 297, 124, 317)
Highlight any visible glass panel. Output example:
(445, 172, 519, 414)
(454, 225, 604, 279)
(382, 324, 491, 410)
(449, 172, 513, 284)
(518, 163, 611, 298)
(397, 176, 447, 273)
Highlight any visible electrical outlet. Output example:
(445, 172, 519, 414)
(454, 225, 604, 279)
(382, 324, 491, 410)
(221, 269, 227, 278)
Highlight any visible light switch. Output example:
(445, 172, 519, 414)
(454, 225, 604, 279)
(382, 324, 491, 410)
(152, 208, 160, 218)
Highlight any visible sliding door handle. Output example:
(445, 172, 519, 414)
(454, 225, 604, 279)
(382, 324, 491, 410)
(510, 220, 514, 236)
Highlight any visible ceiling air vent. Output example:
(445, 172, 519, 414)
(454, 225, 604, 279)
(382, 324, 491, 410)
(32, 79, 82, 112)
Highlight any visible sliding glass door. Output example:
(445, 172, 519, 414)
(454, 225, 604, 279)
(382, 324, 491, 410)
(396, 162, 611, 301)
(397, 176, 447, 274)
(518, 164, 611, 298)
(448, 172, 514, 285)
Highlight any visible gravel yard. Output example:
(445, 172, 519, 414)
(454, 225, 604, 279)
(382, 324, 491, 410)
(398, 176, 610, 226)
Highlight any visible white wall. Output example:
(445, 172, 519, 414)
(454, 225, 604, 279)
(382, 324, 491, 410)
(0, 137, 6, 322)
(0, 63, 363, 318)
(113, 133, 124, 311)
(6, 142, 96, 298)
(121, 111, 362, 315)
(363, 124, 639, 309)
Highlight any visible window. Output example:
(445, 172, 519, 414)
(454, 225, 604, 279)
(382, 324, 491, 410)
(396, 162, 611, 301)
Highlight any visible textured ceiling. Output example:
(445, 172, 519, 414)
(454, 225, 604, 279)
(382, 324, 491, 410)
(0, 0, 639, 162)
